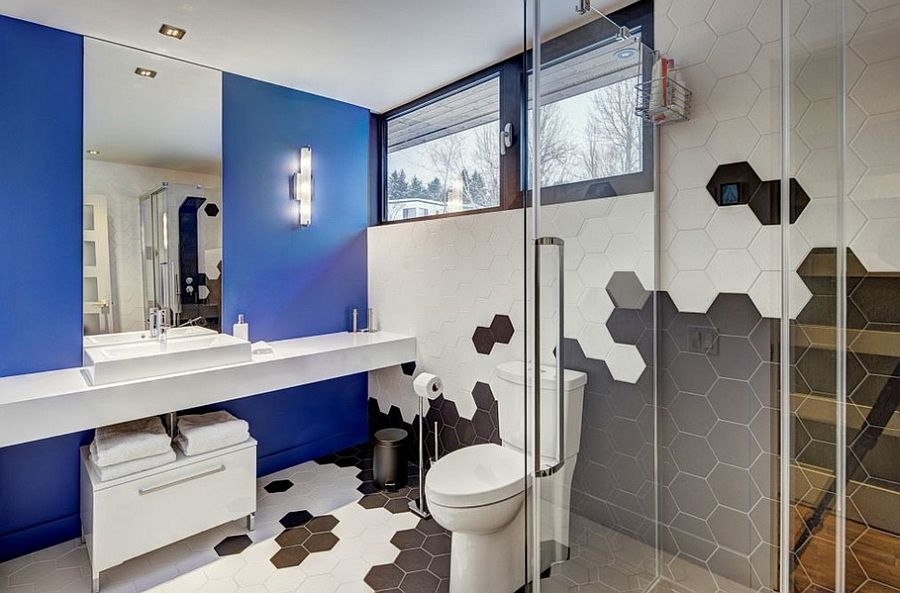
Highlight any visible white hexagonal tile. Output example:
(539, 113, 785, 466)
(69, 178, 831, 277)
(669, 105, 717, 149)
(748, 41, 781, 90)
(749, 87, 780, 135)
(669, 0, 715, 26)
(796, 50, 841, 102)
(852, 113, 900, 168)
(790, 271, 813, 318)
(669, 147, 717, 190)
(606, 235, 643, 271)
(707, 118, 761, 162)
(706, 206, 762, 249)
(668, 270, 718, 313)
(606, 344, 646, 384)
(579, 287, 614, 324)
(706, 249, 761, 292)
(851, 57, 900, 115)
(580, 218, 613, 252)
(708, 74, 761, 121)
(578, 253, 614, 288)
(850, 5, 900, 64)
(678, 63, 718, 105)
(851, 219, 900, 272)
(707, 0, 760, 34)
(749, 225, 780, 271)
(749, 0, 781, 44)
(669, 229, 717, 270)
(796, 197, 866, 248)
(707, 30, 762, 78)
(748, 133, 781, 181)
(748, 270, 780, 318)
(797, 98, 839, 150)
(669, 189, 717, 230)
(554, 204, 586, 237)
(669, 21, 717, 67)
(577, 322, 614, 360)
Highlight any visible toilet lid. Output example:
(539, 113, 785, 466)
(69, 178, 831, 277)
(425, 444, 526, 508)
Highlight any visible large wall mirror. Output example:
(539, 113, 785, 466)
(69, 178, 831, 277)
(82, 39, 222, 345)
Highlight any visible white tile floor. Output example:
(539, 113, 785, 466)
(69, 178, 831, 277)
(0, 448, 734, 593)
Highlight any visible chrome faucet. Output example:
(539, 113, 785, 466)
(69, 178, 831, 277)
(149, 309, 169, 342)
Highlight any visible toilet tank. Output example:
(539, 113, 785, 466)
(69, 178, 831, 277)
(494, 361, 587, 463)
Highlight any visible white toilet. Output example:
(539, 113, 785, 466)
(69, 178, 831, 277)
(425, 361, 587, 593)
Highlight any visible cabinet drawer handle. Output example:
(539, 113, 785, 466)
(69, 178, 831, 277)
(139, 465, 226, 495)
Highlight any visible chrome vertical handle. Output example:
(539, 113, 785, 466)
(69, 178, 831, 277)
(534, 236, 565, 478)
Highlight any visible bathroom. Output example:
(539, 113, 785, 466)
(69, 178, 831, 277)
(0, 0, 898, 592)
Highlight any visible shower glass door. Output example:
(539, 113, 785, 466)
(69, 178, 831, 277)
(525, 2, 659, 590)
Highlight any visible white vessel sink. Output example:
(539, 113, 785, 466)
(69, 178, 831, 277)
(83, 326, 216, 347)
(83, 334, 252, 386)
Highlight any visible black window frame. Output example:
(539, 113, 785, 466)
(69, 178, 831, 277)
(375, 0, 653, 225)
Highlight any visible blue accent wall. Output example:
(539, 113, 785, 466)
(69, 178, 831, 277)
(222, 73, 370, 340)
(221, 74, 370, 471)
(0, 42, 371, 562)
(0, 16, 86, 562)
(0, 15, 83, 376)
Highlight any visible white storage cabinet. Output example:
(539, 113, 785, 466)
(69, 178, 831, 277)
(80, 438, 257, 591)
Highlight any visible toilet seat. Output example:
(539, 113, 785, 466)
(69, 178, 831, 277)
(426, 443, 526, 508)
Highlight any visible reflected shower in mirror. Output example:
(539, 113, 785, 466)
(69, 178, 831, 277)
(82, 39, 222, 344)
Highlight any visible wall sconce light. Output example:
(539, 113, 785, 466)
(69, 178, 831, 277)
(291, 146, 313, 227)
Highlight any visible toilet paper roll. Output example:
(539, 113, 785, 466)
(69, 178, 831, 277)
(413, 372, 443, 399)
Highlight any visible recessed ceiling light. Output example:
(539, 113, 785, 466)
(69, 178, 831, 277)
(134, 67, 157, 78)
(86, 149, 100, 156)
(158, 24, 187, 39)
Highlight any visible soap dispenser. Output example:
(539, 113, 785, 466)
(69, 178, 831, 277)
(233, 314, 249, 341)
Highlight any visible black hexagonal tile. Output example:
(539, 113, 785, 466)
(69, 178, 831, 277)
(365, 563, 404, 589)
(303, 532, 338, 553)
(401, 361, 417, 376)
(306, 515, 339, 533)
(707, 294, 761, 337)
(214, 534, 252, 556)
(472, 326, 494, 355)
(401, 570, 440, 593)
(706, 162, 761, 207)
(709, 336, 761, 381)
(606, 271, 650, 310)
(276, 526, 311, 547)
(606, 308, 644, 344)
(669, 352, 717, 394)
(270, 545, 309, 568)
(395, 549, 431, 572)
(391, 528, 425, 550)
(279, 510, 313, 529)
(264, 479, 294, 493)
(472, 381, 494, 410)
(747, 178, 809, 225)
(203, 202, 220, 217)
(489, 314, 515, 344)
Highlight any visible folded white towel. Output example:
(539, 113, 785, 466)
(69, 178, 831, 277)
(92, 449, 176, 481)
(90, 417, 172, 467)
(175, 411, 249, 456)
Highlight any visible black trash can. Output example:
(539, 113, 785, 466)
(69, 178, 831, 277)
(373, 428, 408, 492)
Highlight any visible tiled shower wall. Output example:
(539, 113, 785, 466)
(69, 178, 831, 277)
(369, 1, 900, 592)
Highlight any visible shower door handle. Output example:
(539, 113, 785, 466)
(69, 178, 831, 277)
(534, 236, 565, 478)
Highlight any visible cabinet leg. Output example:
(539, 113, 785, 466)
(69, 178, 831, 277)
(246, 513, 256, 532)
(92, 573, 100, 593)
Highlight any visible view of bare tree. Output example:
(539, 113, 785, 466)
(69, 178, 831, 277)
(580, 79, 641, 179)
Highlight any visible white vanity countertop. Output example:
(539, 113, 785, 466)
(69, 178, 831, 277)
(0, 331, 416, 448)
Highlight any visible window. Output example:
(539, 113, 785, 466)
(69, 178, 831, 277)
(385, 75, 501, 222)
(530, 40, 644, 187)
(378, 0, 653, 223)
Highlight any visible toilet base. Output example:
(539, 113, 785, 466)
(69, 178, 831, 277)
(448, 502, 526, 593)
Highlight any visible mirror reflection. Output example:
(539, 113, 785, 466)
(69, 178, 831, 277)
(82, 39, 222, 345)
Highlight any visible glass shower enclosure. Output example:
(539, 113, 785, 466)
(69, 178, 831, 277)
(525, 3, 660, 592)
